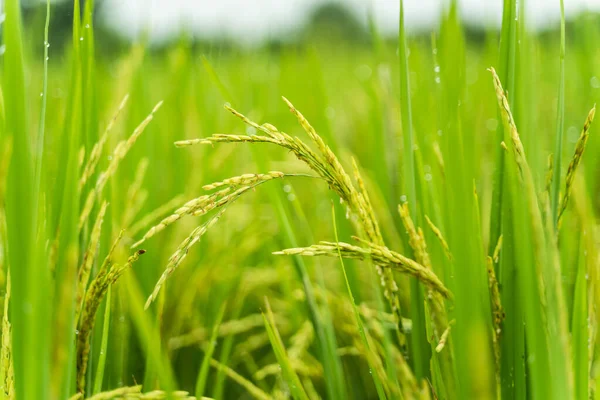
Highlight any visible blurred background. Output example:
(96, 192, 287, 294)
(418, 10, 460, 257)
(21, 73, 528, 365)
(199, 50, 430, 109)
(7, 0, 600, 51)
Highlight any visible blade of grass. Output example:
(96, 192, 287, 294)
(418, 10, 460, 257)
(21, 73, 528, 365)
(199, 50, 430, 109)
(195, 302, 226, 398)
(551, 0, 566, 226)
(398, 0, 416, 213)
(3, 0, 51, 398)
(399, 0, 430, 381)
(92, 287, 112, 394)
(571, 236, 588, 400)
(332, 202, 387, 399)
(34, 0, 50, 201)
(54, 1, 84, 397)
(124, 273, 177, 392)
(262, 298, 309, 400)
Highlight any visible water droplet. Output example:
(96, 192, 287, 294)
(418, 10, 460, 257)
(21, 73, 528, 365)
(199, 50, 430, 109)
(40, 92, 43, 97)
(432, 48, 438, 55)
(591, 76, 600, 89)
(245, 126, 256, 136)
(434, 65, 440, 73)
(0, 45, 6, 56)
(85, 24, 90, 28)
(107, 156, 113, 161)
(80, 37, 84, 41)
(435, 76, 441, 84)
(45, 57, 49, 61)
(75, 330, 79, 335)
(46, 43, 50, 48)
(287, 193, 296, 202)
(283, 184, 292, 193)
(400, 195, 407, 202)
(425, 173, 432, 181)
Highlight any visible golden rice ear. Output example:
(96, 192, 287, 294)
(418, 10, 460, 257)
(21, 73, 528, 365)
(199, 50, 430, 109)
(144, 208, 225, 309)
(274, 240, 450, 299)
(171, 102, 453, 393)
(76, 244, 145, 394)
(75, 201, 109, 323)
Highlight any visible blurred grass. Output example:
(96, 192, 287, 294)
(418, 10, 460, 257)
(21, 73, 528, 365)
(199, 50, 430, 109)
(1, 1, 600, 399)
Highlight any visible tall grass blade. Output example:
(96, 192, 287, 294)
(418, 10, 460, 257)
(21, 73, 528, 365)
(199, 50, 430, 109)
(195, 302, 226, 398)
(551, 0, 566, 226)
(3, 0, 51, 398)
(331, 202, 387, 399)
(262, 298, 309, 400)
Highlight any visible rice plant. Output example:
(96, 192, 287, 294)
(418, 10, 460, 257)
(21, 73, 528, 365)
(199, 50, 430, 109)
(0, 0, 599, 399)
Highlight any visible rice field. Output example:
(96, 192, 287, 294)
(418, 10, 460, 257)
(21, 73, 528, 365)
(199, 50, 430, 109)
(1, 0, 600, 399)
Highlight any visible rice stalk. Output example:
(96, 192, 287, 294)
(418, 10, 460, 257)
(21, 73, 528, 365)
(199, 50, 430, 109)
(169, 313, 282, 350)
(489, 66, 573, 399)
(398, 204, 449, 336)
(486, 256, 503, 389)
(144, 208, 225, 309)
(79, 100, 162, 230)
(556, 105, 595, 230)
(133, 390, 197, 399)
(202, 171, 284, 191)
(127, 194, 186, 239)
(424, 215, 452, 260)
(130, 189, 229, 248)
(331, 201, 391, 399)
(254, 321, 321, 382)
(33, 0, 50, 200)
(195, 303, 227, 398)
(70, 385, 141, 400)
(132, 172, 291, 248)
(209, 359, 272, 400)
(550, 0, 566, 226)
(79, 94, 129, 190)
(75, 201, 108, 323)
(76, 238, 146, 394)
(262, 298, 310, 400)
(398, 203, 456, 396)
(274, 239, 450, 299)
(122, 158, 149, 229)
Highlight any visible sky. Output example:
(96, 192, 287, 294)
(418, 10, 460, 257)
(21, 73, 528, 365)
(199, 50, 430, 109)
(98, 0, 600, 44)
